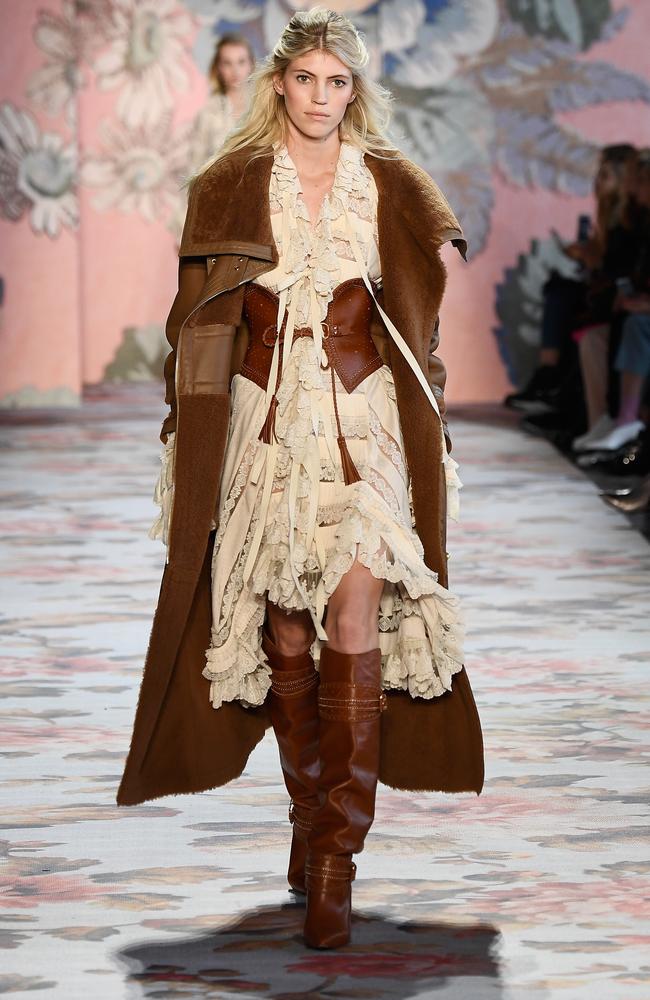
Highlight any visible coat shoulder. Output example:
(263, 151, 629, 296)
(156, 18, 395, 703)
(180, 147, 274, 257)
(369, 152, 468, 260)
(190, 147, 268, 198)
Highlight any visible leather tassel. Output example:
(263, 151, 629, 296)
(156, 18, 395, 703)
(337, 434, 362, 485)
(259, 394, 279, 444)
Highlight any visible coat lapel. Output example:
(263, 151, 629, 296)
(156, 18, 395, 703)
(366, 157, 446, 576)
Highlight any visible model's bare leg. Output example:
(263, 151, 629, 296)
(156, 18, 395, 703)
(304, 550, 387, 949)
(323, 554, 385, 652)
(265, 601, 315, 654)
(578, 325, 609, 429)
(263, 599, 319, 895)
(617, 371, 644, 426)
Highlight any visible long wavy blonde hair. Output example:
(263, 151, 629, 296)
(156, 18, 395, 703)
(190, 6, 401, 184)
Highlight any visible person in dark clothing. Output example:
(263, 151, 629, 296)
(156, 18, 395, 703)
(597, 151, 650, 508)
(505, 144, 638, 442)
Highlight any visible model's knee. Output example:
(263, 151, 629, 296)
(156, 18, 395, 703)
(324, 606, 377, 652)
(265, 604, 314, 656)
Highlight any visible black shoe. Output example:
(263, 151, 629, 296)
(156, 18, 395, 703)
(601, 486, 633, 498)
(601, 475, 650, 512)
(504, 366, 561, 414)
(579, 433, 650, 476)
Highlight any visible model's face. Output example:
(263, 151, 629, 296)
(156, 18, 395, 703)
(273, 49, 356, 141)
(217, 43, 254, 92)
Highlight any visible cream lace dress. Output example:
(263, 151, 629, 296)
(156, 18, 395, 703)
(151, 141, 464, 711)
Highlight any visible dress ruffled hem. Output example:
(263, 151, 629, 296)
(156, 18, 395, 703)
(204, 624, 272, 710)
(203, 478, 464, 708)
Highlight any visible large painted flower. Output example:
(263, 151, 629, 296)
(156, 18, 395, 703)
(94, 0, 194, 130)
(507, 0, 615, 50)
(81, 113, 191, 223)
(26, 0, 115, 125)
(0, 103, 77, 238)
(357, 0, 499, 87)
(26, 2, 83, 123)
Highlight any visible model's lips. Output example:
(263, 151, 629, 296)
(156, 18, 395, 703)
(307, 112, 329, 118)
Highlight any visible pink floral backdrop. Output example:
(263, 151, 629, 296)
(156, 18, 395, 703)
(1, 0, 650, 407)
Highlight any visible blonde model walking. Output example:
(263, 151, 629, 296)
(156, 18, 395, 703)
(118, 6, 485, 950)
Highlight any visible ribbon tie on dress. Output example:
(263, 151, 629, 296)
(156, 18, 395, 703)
(242, 190, 341, 641)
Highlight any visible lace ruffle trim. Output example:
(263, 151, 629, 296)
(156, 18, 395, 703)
(148, 432, 176, 548)
(265, 141, 379, 324)
(204, 480, 464, 708)
(148, 430, 217, 549)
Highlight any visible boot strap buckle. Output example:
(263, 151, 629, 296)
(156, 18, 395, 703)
(288, 801, 314, 833)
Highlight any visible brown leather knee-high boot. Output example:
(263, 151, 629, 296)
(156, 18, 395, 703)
(262, 629, 321, 894)
(303, 645, 386, 948)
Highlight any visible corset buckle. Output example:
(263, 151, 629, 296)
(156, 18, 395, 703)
(262, 325, 277, 347)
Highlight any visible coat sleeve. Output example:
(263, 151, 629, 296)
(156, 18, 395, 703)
(159, 255, 208, 445)
(150, 253, 213, 549)
(426, 315, 452, 454)
(395, 162, 466, 457)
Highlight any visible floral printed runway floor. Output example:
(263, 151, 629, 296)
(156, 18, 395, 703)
(2, 385, 649, 1000)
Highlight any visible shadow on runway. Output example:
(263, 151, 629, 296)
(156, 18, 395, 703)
(116, 899, 504, 998)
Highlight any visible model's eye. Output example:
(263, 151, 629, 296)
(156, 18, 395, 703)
(294, 73, 348, 86)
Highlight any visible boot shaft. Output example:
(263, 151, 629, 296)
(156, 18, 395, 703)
(308, 645, 385, 856)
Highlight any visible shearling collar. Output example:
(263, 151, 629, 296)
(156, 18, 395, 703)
(178, 144, 467, 263)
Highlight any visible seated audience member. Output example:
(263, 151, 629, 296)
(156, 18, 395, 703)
(584, 149, 650, 453)
(572, 145, 645, 451)
(506, 144, 637, 433)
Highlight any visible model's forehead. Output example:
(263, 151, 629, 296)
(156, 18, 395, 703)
(287, 49, 352, 76)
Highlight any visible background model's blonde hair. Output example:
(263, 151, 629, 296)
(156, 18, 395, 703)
(190, 5, 401, 183)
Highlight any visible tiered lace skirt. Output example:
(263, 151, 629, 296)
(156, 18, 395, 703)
(203, 335, 464, 710)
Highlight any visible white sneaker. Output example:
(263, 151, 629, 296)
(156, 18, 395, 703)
(586, 420, 645, 451)
(572, 414, 615, 451)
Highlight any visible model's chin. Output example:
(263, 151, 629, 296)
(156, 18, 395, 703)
(287, 115, 339, 141)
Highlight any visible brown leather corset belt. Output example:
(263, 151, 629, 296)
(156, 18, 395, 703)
(240, 277, 385, 485)
(241, 276, 383, 393)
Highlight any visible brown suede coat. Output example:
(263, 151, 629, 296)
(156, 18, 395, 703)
(116, 146, 485, 806)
